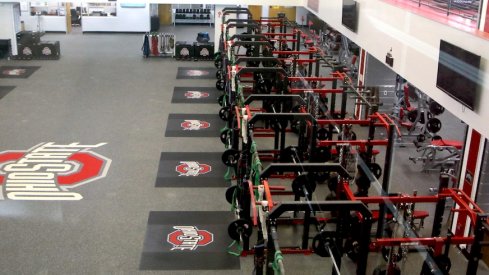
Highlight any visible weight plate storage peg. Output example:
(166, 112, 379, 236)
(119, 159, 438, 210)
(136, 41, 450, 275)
(228, 219, 253, 241)
(219, 107, 230, 121)
(291, 174, 317, 197)
(216, 79, 225, 91)
(426, 117, 442, 133)
(222, 148, 240, 167)
(225, 185, 237, 204)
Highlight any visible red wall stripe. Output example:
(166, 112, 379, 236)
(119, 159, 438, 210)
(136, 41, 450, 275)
(455, 129, 481, 236)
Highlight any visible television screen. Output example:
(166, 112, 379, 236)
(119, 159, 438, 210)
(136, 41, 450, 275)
(436, 40, 481, 110)
(342, 0, 358, 32)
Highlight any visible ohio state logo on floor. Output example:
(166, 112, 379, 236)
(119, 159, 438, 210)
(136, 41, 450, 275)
(181, 120, 210, 130)
(175, 161, 211, 176)
(0, 142, 111, 201)
(167, 226, 214, 251)
(184, 91, 210, 99)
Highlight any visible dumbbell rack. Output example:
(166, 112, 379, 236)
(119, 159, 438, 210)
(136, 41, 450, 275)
(173, 8, 212, 26)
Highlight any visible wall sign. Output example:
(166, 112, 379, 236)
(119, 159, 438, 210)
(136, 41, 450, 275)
(0, 142, 111, 201)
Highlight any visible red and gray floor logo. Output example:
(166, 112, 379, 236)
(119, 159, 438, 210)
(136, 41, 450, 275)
(0, 142, 111, 201)
(175, 161, 211, 176)
(180, 120, 210, 130)
(184, 91, 210, 99)
(167, 226, 214, 251)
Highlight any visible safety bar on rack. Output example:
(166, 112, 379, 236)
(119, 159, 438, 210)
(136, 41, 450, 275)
(225, 23, 259, 31)
(249, 112, 315, 126)
(228, 34, 269, 41)
(234, 57, 280, 65)
(260, 163, 352, 180)
(225, 18, 258, 25)
(342, 182, 485, 227)
(272, 49, 316, 55)
(289, 88, 343, 94)
(243, 94, 306, 106)
(262, 33, 297, 36)
(237, 67, 288, 77)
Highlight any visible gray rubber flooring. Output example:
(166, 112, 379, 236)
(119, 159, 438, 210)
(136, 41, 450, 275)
(0, 26, 487, 274)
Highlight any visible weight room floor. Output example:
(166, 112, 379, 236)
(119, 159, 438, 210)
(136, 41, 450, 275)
(0, 26, 487, 274)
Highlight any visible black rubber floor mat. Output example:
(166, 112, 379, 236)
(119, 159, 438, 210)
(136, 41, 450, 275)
(155, 152, 229, 187)
(176, 67, 217, 79)
(0, 66, 40, 79)
(165, 113, 222, 137)
(0, 86, 15, 99)
(139, 211, 240, 270)
(171, 86, 220, 104)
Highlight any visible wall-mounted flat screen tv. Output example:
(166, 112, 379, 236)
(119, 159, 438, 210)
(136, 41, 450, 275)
(342, 0, 358, 32)
(436, 40, 481, 110)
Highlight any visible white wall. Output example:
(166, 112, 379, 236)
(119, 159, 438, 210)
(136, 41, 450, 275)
(214, 5, 240, 53)
(82, 2, 150, 32)
(306, 0, 489, 138)
(0, 3, 18, 55)
(295, 6, 308, 26)
(20, 13, 67, 32)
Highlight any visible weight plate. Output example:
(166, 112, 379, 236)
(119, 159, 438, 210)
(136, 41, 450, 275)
(426, 117, 442, 133)
(218, 94, 225, 106)
(214, 58, 222, 69)
(429, 100, 445, 116)
(311, 147, 331, 162)
(279, 146, 302, 163)
(312, 231, 336, 257)
(432, 135, 442, 141)
(228, 219, 252, 241)
(290, 120, 302, 134)
(344, 238, 360, 262)
(225, 185, 237, 204)
(407, 109, 418, 123)
(219, 107, 230, 121)
(316, 128, 329, 141)
(222, 148, 240, 167)
(433, 254, 452, 274)
(216, 79, 225, 91)
(291, 174, 317, 197)
(368, 163, 382, 179)
(216, 70, 223, 79)
(220, 128, 231, 144)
